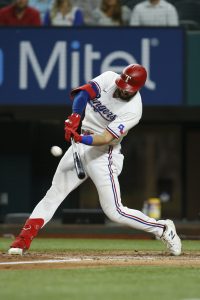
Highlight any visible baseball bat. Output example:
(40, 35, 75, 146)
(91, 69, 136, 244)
(71, 137, 86, 180)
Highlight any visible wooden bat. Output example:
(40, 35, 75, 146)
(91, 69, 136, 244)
(71, 137, 86, 179)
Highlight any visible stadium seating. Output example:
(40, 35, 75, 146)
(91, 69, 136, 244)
(174, 0, 200, 30)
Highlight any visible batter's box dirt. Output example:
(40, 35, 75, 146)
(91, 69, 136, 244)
(0, 251, 200, 270)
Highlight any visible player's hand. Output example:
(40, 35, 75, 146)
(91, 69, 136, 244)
(65, 127, 82, 143)
(64, 113, 81, 142)
(64, 113, 81, 131)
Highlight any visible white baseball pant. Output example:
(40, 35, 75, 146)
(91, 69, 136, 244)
(30, 144, 165, 237)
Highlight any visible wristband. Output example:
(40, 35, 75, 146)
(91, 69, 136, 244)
(81, 135, 93, 145)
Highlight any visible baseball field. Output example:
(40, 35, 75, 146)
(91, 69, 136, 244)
(0, 237, 200, 300)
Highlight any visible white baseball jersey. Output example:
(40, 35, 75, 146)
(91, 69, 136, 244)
(82, 71, 143, 145)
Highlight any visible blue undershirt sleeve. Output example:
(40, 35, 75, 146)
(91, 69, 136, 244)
(72, 90, 90, 115)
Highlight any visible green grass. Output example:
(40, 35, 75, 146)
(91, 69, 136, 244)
(1, 237, 200, 252)
(0, 238, 200, 300)
(0, 267, 200, 300)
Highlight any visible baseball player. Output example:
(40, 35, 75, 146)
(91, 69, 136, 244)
(8, 64, 181, 256)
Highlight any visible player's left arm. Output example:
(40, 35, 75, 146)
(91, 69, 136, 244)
(90, 130, 116, 145)
(67, 111, 141, 146)
(66, 95, 142, 145)
(66, 128, 116, 146)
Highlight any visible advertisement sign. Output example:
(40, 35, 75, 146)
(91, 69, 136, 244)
(187, 33, 200, 106)
(0, 27, 184, 105)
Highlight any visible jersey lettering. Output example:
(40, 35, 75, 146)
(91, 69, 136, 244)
(89, 99, 117, 121)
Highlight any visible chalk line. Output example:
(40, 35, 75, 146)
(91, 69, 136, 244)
(0, 258, 92, 265)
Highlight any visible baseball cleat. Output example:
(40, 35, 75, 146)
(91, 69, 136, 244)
(8, 248, 23, 255)
(161, 219, 182, 256)
(8, 236, 28, 255)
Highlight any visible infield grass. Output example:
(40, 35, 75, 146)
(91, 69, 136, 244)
(0, 238, 200, 300)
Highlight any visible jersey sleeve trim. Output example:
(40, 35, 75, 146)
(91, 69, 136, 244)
(106, 126, 120, 139)
(89, 80, 101, 98)
(90, 80, 101, 97)
(71, 81, 100, 100)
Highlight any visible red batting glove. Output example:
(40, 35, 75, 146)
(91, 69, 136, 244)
(64, 125, 72, 142)
(64, 113, 81, 142)
(65, 127, 82, 143)
(72, 129, 82, 143)
(64, 113, 81, 131)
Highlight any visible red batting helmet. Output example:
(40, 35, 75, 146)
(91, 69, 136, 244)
(115, 64, 147, 93)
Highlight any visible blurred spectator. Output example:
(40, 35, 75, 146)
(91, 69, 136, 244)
(29, 0, 53, 23)
(43, 0, 84, 26)
(92, 0, 131, 26)
(130, 0, 179, 26)
(0, 0, 41, 26)
(73, 0, 101, 25)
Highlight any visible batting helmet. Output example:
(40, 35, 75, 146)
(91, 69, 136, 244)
(115, 64, 147, 93)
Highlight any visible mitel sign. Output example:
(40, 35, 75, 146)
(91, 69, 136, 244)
(0, 28, 184, 105)
(19, 39, 156, 90)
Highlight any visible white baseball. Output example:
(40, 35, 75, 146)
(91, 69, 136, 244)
(50, 146, 63, 157)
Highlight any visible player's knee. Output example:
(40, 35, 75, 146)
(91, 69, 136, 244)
(104, 208, 124, 224)
(45, 185, 66, 203)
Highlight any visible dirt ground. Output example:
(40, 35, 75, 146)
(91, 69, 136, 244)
(0, 250, 200, 270)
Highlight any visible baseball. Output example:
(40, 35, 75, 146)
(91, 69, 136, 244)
(50, 146, 63, 157)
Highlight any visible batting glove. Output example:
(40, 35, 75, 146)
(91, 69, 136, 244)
(65, 127, 82, 143)
(64, 113, 81, 131)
